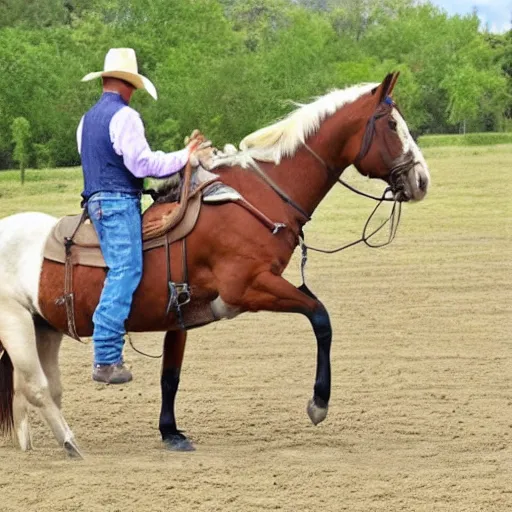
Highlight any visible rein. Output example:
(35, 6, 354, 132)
(127, 332, 162, 359)
(244, 158, 312, 222)
(299, 141, 404, 261)
(302, 142, 396, 202)
(297, 152, 403, 286)
(298, 195, 402, 285)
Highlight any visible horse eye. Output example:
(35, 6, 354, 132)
(388, 119, 397, 131)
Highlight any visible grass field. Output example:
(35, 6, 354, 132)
(418, 132, 512, 147)
(1, 144, 511, 511)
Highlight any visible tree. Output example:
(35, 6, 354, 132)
(0, 0, 509, 170)
(361, 3, 508, 132)
(0, 0, 71, 28)
(11, 117, 31, 184)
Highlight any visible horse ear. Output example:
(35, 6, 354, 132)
(387, 71, 400, 97)
(374, 73, 394, 102)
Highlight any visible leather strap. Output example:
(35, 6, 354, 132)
(235, 198, 286, 234)
(164, 235, 191, 329)
(57, 209, 88, 342)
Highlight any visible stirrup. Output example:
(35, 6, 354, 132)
(166, 282, 191, 316)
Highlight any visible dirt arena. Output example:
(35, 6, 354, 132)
(1, 145, 511, 511)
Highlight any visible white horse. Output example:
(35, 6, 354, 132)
(0, 212, 82, 456)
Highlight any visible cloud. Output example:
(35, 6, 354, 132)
(429, 0, 511, 32)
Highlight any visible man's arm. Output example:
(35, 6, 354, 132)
(110, 107, 190, 179)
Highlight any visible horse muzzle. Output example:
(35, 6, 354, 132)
(395, 163, 430, 202)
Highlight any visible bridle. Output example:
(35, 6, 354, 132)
(244, 96, 417, 260)
(304, 96, 415, 201)
(296, 96, 418, 284)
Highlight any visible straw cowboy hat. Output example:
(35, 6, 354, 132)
(81, 48, 158, 100)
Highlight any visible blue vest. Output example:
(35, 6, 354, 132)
(81, 92, 143, 200)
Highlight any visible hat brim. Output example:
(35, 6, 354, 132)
(81, 70, 158, 100)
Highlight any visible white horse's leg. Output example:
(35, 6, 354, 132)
(12, 369, 32, 451)
(0, 298, 82, 458)
(36, 325, 63, 409)
(35, 325, 76, 442)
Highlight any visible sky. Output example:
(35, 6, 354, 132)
(429, 0, 511, 33)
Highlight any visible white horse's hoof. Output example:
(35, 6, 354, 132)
(64, 439, 83, 459)
(307, 397, 328, 425)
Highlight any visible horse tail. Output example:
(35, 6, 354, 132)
(0, 348, 14, 435)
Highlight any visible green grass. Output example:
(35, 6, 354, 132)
(418, 132, 512, 148)
(0, 167, 83, 218)
(0, 143, 511, 229)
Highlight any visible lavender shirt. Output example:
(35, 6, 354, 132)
(77, 104, 189, 179)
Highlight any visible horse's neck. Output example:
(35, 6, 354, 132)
(266, 130, 355, 218)
(264, 157, 334, 217)
(267, 104, 370, 218)
(218, 101, 368, 224)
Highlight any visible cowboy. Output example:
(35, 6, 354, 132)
(78, 48, 198, 384)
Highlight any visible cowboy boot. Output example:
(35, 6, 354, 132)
(92, 361, 133, 384)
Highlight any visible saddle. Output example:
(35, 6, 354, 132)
(44, 191, 203, 268)
(44, 165, 218, 268)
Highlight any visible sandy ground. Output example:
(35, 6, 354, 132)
(1, 147, 511, 511)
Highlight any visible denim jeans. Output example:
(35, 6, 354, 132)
(87, 192, 143, 365)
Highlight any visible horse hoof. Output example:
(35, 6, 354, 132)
(163, 434, 195, 452)
(307, 397, 328, 425)
(64, 439, 84, 459)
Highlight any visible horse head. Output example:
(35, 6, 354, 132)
(349, 72, 430, 202)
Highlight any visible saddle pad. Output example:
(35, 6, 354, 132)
(202, 182, 243, 203)
(44, 192, 202, 268)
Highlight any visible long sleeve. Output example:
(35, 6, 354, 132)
(109, 106, 189, 179)
(76, 116, 84, 154)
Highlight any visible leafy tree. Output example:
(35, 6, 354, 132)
(34, 142, 56, 169)
(11, 117, 31, 184)
(0, 0, 509, 169)
(361, 3, 508, 132)
(0, 0, 71, 28)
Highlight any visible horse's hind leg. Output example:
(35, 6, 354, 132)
(0, 298, 82, 457)
(13, 325, 64, 451)
(34, 324, 79, 442)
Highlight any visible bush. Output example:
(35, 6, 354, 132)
(34, 142, 56, 169)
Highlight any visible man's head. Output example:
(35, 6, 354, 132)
(81, 48, 157, 100)
(102, 76, 135, 103)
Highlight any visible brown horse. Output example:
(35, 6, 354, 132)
(0, 72, 430, 456)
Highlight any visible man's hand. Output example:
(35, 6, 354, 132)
(189, 141, 217, 170)
(184, 129, 206, 152)
(184, 129, 217, 169)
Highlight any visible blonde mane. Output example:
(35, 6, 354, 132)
(150, 83, 380, 195)
(230, 83, 378, 165)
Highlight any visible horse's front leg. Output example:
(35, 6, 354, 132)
(159, 330, 194, 451)
(238, 272, 331, 424)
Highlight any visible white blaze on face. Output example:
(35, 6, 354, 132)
(391, 109, 431, 201)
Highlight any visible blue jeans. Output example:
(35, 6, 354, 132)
(87, 192, 143, 365)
